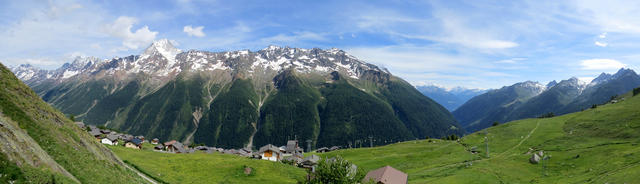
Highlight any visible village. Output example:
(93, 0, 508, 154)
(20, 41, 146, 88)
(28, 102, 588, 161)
(76, 122, 409, 183)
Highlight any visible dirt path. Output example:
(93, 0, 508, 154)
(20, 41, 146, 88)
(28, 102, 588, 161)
(497, 120, 540, 158)
(422, 121, 543, 180)
(122, 162, 158, 184)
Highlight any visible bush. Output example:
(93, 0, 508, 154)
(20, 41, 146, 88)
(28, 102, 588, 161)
(634, 87, 640, 96)
(591, 104, 598, 109)
(443, 134, 459, 140)
(307, 156, 367, 184)
(492, 121, 500, 126)
(537, 112, 555, 118)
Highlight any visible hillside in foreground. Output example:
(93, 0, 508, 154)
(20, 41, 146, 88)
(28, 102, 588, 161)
(317, 89, 640, 183)
(0, 63, 145, 183)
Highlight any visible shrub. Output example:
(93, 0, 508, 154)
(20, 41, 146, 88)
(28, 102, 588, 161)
(307, 156, 366, 184)
(591, 104, 598, 109)
(537, 112, 555, 118)
(492, 121, 500, 126)
(634, 87, 640, 96)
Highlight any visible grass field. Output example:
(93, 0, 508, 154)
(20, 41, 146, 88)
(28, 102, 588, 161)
(317, 92, 640, 183)
(108, 145, 306, 184)
(109, 91, 640, 183)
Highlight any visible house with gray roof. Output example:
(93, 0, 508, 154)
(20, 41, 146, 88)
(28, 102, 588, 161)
(125, 138, 143, 149)
(166, 141, 186, 153)
(258, 144, 283, 162)
(101, 134, 119, 146)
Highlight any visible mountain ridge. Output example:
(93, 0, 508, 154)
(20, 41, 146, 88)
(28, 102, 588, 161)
(416, 85, 488, 111)
(454, 68, 640, 132)
(9, 39, 461, 149)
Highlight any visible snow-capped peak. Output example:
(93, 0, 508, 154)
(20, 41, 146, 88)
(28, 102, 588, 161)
(142, 39, 182, 62)
(264, 45, 281, 51)
(546, 80, 558, 88)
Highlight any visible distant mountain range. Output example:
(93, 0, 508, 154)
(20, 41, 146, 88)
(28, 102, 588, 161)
(9, 39, 461, 149)
(454, 68, 640, 132)
(416, 85, 488, 111)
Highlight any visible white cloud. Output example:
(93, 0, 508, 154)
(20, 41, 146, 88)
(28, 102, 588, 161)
(102, 16, 158, 50)
(599, 32, 607, 38)
(571, 1, 640, 34)
(183, 25, 206, 37)
(495, 58, 526, 64)
(580, 59, 626, 70)
(349, 6, 518, 50)
(260, 31, 327, 44)
(594, 41, 608, 47)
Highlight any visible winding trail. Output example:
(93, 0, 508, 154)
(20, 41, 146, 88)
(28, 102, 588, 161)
(422, 120, 543, 181)
(122, 162, 158, 184)
(497, 120, 540, 158)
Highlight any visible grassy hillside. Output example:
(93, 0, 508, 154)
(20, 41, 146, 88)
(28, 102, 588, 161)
(0, 63, 145, 183)
(108, 145, 306, 184)
(318, 90, 640, 183)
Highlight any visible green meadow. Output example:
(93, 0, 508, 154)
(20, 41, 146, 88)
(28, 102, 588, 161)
(317, 91, 640, 183)
(110, 91, 640, 183)
(108, 145, 306, 184)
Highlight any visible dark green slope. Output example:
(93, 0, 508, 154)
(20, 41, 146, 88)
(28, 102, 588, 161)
(317, 74, 413, 148)
(195, 78, 259, 148)
(41, 79, 115, 116)
(123, 75, 208, 142)
(24, 70, 460, 150)
(453, 84, 527, 131)
(380, 77, 462, 139)
(505, 79, 582, 123)
(254, 70, 322, 149)
(84, 80, 140, 126)
(0, 64, 144, 183)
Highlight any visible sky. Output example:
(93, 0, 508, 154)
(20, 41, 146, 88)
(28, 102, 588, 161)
(2, 0, 640, 89)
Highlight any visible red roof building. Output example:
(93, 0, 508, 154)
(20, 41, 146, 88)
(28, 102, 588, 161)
(363, 166, 408, 184)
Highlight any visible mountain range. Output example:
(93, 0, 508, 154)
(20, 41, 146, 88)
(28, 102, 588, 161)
(9, 39, 461, 150)
(453, 68, 640, 132)
(416, 85, 488, 111)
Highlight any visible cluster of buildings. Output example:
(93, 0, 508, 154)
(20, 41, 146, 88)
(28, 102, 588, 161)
(77, 122, 407, 183)
(77, 122, 320, 167)
(78, 122, 146, 149)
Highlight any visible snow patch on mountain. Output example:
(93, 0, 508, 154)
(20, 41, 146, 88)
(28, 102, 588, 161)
(10, 39, 388, 83)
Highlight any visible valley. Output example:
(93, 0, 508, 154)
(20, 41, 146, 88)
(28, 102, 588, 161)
(97, 82, 640, 183)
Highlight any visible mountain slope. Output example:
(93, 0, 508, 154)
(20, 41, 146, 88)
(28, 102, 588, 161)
(454, 68, 640, 133)
(12, 40, 461, 149)
(0, 63, 145, 183)
(317, 89, 640, 183)
(453, 81, 545, 132)
(416, 85, 487, 111)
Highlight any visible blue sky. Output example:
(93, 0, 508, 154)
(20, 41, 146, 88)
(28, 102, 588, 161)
(2, 0, 640, 89)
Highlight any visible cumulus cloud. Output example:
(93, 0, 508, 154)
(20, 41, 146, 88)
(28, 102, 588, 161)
(183, 25, 206, 37)
(599, 32, 607, 38)
(103, 16, 158, 50)
(594, 41, 608, 47)
(580, 59, 626, 70)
